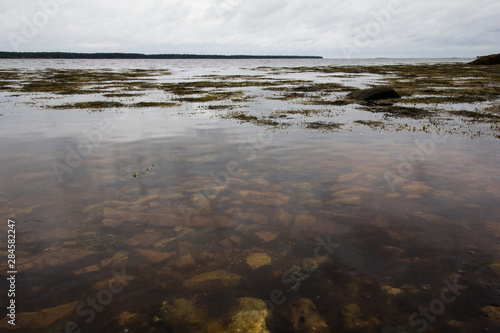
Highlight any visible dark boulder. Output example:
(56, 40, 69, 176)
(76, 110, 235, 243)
(347, 86, 401, 102)
(469, 53, 500, 65)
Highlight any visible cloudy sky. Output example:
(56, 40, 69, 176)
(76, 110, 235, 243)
(0, 0, 498, 58)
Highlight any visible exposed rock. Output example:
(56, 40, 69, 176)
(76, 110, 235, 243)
(283, 298, 330, 333)
(135, 249, 172, 264)
(342, 304, 380, 331)
(246, 253, 272, 270)
(481, 305, 500, 321)
(470, 53, 500, 65)
(0, 301, 79, 330)
(183, 270, 242, 289)
(255, 231, 278, 242)
(347, 86, 401, 102)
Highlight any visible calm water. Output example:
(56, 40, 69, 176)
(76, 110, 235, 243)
(0, 58, 499, 332)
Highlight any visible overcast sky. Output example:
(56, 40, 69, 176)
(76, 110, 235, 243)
(0, 0, 498, 58)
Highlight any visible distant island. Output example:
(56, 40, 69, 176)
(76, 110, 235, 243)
(0, 52, 322, 59)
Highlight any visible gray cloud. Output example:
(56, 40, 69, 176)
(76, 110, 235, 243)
(0, 0, 498, 57)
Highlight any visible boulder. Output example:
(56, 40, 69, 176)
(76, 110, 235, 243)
(347, 86, 401, 102)
(470, 53, 500, 65)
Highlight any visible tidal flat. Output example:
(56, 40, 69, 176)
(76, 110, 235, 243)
(0, 59, 499, 332)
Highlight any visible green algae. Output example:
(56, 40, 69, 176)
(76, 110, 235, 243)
(129, 102, 180, 108)
(305, 121, 343, 131)
(51, 101, 126, 109)
(354, 120, 386, 129)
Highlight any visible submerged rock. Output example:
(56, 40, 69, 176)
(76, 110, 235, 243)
(342, 304, 380, 331)
(183, 270, 242, 289)
(294, 213, 317, 228)
(227, 297, 271, 333)
(246, 253, 272, 270)
(235, 190, 290, 206)
(135, 249, 172, 264)
(0, 301, 79, 330)
(39, 228, 77, 240)
(283, 298, 330, 333)
(381, 285, 405, 296)
(255, 231, 278, 242)
(481, 305, 500, 321)
(176, 253, 197, 269)
(347, 86, 401, 102)
(237, 211, 269, 225)
(338, 172, 362, 182)
(160, 297, 271, 333)
(99, 251, 129, 268)
(32, 248, 96, 268)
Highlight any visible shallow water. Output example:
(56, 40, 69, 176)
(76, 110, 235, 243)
(0, 58, 499, 332)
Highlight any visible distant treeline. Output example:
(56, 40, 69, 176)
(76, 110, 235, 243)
(0, 52, 322, 59)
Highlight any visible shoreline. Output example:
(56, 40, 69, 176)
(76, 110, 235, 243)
(0, 51, 323, 59)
